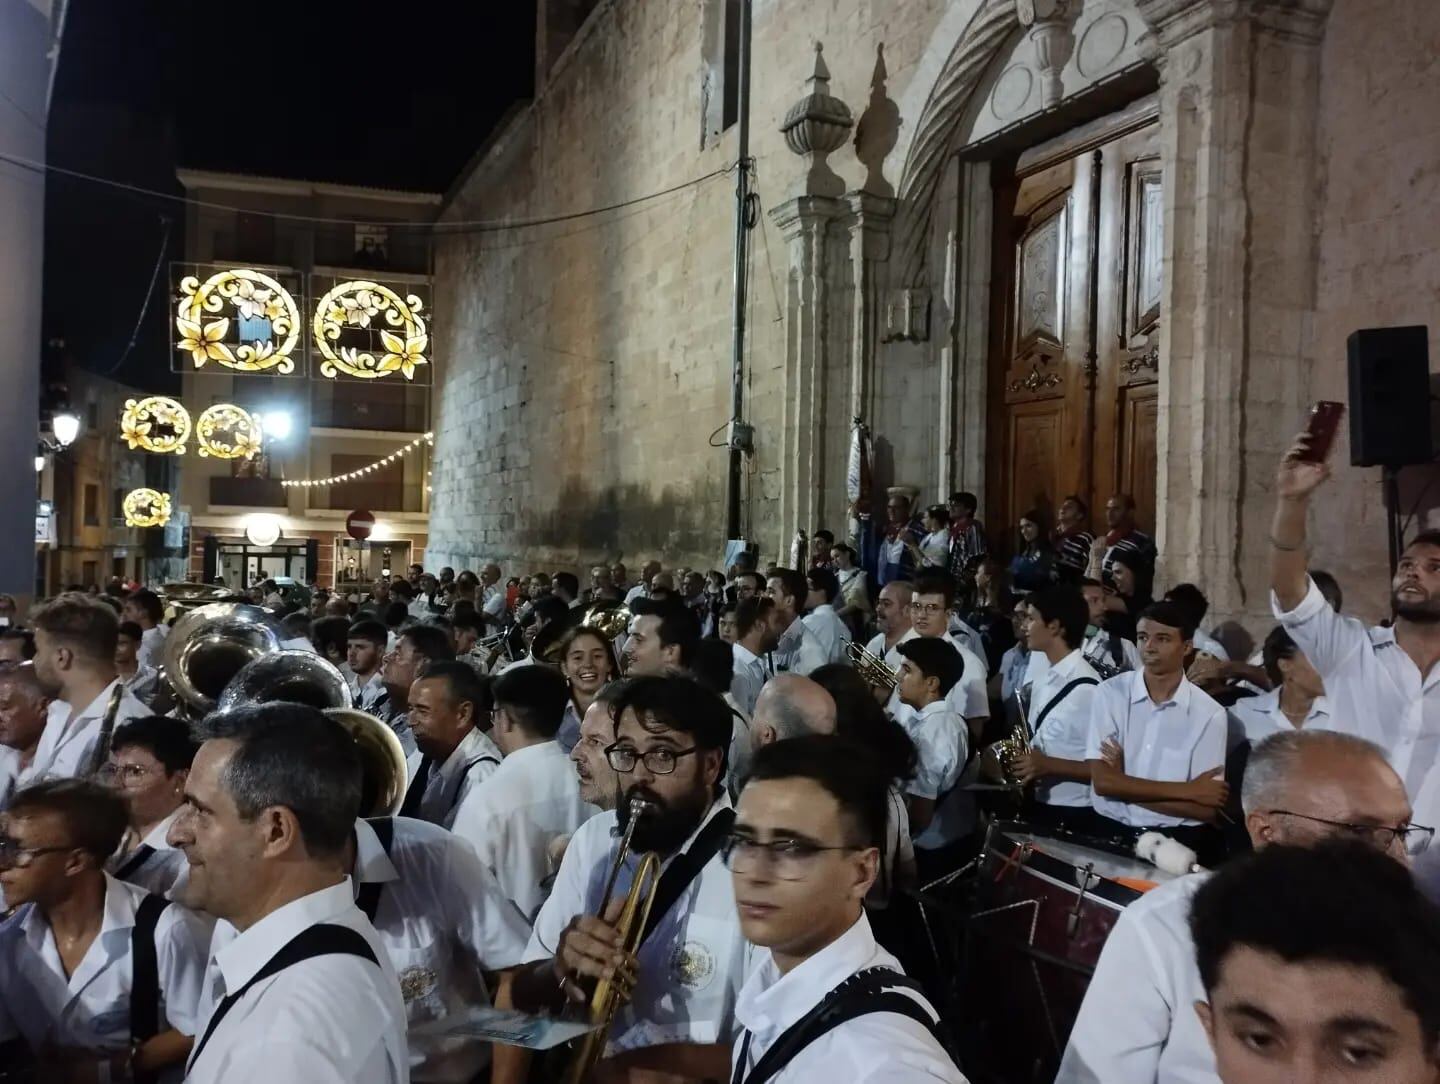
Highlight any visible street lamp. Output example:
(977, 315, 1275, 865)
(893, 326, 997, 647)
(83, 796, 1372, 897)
(33, 453, 45, 473)
(50, 410, 81, 448)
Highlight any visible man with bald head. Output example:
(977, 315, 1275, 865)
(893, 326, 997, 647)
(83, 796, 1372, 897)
(624, 560, 663, 606)
(751, 673, 837, 748)
(1059, 729, 1420, 1084)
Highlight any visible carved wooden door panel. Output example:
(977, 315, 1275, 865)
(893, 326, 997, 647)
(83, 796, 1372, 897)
(985, 114, 1161, 547)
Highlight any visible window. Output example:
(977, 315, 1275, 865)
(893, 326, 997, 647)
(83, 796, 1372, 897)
(82, 561, 98, 587)
(86, 400, 99, 431)
(701, 0, 743, 146)
(112, 488, 125, 523)
(83, 484, 99, 527)
(721, 0, 740, 132)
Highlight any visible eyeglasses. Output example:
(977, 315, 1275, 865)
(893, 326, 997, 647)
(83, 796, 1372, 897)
(98, 763, 157, 785)
(909, 602, 947, 616)
(720, 833, 862, 879)
(1266, 810, 1436, 856)
(0, 834, 75, 869)
(605, 743, 698, 775)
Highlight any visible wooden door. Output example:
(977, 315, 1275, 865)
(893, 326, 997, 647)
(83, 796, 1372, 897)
(985, 111, 1161, 551)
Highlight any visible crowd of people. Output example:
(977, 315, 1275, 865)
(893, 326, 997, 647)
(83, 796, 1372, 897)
(0, 431, 1439, 1083)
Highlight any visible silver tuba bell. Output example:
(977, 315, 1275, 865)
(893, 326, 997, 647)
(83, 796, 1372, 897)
(218, 650, 353, 713)
(162, 602, 281, 719)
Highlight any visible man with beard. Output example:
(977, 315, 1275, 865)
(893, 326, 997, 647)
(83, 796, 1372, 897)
(513, 674, 743, 1082)
(1271, 428, 1440, 884)
(25, 594, 148, 785)
(380, 623, 454, 759)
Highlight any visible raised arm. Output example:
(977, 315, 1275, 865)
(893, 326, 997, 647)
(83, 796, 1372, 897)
(1270, 431, 1331, 612)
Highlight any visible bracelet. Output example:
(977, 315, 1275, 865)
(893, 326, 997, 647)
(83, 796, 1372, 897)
(1268, 534, 1304, 552)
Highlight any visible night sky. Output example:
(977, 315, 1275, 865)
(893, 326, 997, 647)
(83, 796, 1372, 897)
(41, 0, 536, 391)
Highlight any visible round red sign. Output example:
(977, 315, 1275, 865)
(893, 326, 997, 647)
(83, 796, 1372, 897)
(346, 509, 375, 541)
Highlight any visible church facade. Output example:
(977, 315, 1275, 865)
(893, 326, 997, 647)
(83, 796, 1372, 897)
(428, 0, 1440, 628)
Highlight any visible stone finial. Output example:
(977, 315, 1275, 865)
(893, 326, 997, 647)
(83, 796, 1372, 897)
(779, 43, 855, 198)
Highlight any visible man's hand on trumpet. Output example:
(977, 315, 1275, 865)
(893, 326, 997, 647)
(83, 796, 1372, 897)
(552, 896, 640, 1004)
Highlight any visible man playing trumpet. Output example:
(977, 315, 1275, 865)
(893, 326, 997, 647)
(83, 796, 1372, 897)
(512, 674, 745, 1082)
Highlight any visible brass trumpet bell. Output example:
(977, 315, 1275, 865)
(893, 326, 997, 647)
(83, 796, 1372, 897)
(324, 707, 410, 817)
(218, 650, 353, 712)
(162, 602, 281, 718)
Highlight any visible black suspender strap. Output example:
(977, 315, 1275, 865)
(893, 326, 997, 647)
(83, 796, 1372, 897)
(354, 816, 396, 923)
(115, 844, 156, 881)
(398, 756, 433, 818)
(637, 807, 736, 947)
(189, 924, 379, 1072)
(129, 893, 171, 1084)
(731, 967, 952, 1084)
(1031, 677, 1100, 735)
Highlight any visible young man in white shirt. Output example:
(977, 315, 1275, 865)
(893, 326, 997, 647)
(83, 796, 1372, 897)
(894, 637, 971, 870)
(766, 568, 831, 677)
(121, 588, 168, 673)
(1007, 586, 1102, 834)
(1226, 625, 1331, 749)
(726, 735, 964, 1083)
(347, 620, 391, 714)
(104, 715, 195, 898)
(450, 664, 594, 922)
(802, 568, 852, 665)
(27, 593, 149, 785)
(1059, 728, 1419, 1084)
(1086, 601, 1230, 864)
(400, 660, 501, 827)
(731, 596, 779, 716)
(0, 777, 209, 1082)
(170, 702, 408, 1084)
(116, 621, 161, 706)
(1189, 840, 1440, 1084)
(1270, 429, 1440, 861)
(0, 663, 50, 808)
(623, 596, 700, 676)
(512, 673, 745, 1082)
(893, 573, 990, 744)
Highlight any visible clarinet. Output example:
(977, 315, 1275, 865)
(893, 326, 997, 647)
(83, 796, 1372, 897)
(82, 683, 126, 779)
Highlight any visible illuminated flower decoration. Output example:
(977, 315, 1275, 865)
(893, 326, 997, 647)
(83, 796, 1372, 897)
(175, 268, 301, 373)
(122, 488, 172, 528)
(313, 280, 428, 380)
(120, 396, 191, 455)
(195, 404, 263, 460)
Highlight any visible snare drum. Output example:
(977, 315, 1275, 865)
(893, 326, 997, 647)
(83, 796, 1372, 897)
(959, 822, 1175, 1083)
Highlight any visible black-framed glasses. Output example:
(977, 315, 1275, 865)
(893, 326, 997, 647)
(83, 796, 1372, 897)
(720, 833, 863, 880)
(1266, 810, 1435, 856)
(0, 835, 75, 869)
(604, 743, 697, 775)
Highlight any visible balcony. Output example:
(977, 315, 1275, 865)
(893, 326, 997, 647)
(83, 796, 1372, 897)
(309, 382, 429, 432)
(209, 476, 286, 508)
(306, 482, 425, 514)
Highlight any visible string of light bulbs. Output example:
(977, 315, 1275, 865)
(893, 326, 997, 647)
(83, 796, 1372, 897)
(281, 433, 433, 488)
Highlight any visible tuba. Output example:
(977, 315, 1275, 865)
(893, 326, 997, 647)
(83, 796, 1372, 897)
(579, 599, 632, 642)
(846, 640, 898, 694)
(324, 707, 410, 817)
(162, 602, 281, 719)
(562, 798, 662, 1084)
(218, 650, 352, 712)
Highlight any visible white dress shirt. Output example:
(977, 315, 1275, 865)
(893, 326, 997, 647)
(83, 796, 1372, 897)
(450, 741, 595, 921)
(731, 642, 769, 716)
(0, 745, 24, 808)
(733, 911, 965, 1083)
(410, 726, 502, 829)
(1191, 630, 1230, 662)
(1086, 671, 1227, 828)
(350, 670, 390, 715)
(774, 616, 831, 676)
(1029, 649, 1102, 809)
(137, 624, 168, 672)
(525, 799, 747, 1055)
(802, 604, 852, 665)
(946, 615, 986, 663)
(24, 680, 149, 787)
(1082, 627, 1141, 674)
(1274, 576, 1440, 827)
(1226, 688, 1333, 750)
(1057, 873, 1211, 1084)
(205, 818, 528, 1084)
(886, 631, 989, 725)
(121, 665, 161, 706)
(623, 583, 650, 607)
(187, 880, 408, 1084)
(481, 585, 506, 621)
(0, 873, 209, 1083)
(902, 699, 971, 850)
(110, 808, 190, 899)
(918, 529, 952, 568)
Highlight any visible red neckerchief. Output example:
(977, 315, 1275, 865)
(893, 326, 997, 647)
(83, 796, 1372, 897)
(1105, 526, 1134, 547)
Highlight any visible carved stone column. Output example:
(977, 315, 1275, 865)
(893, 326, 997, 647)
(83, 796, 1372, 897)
(1136, 0, 1333, 623)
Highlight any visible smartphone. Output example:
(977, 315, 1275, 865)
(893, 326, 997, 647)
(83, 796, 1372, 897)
(1296, 401, 1345, 463)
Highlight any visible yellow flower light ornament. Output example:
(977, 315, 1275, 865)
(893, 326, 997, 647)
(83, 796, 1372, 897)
(122, 489, 172, 528)
(120, 397, 192, 455)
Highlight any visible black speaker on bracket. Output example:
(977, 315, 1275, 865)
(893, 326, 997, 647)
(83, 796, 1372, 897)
(1347, 325, 1432, 467)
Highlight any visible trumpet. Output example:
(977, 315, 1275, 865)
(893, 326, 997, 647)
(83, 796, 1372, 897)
(846, 639, 898, 693)
(563, 797, 661, 1084)
(990, 684, 1033, 788)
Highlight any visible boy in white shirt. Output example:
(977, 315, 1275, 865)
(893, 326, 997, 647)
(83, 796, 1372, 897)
(727, 735, 965, 1083)
(894, 638, 971, 872)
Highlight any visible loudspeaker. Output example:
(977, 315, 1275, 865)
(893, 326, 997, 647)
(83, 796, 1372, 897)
(1347, 325, 1432, 467)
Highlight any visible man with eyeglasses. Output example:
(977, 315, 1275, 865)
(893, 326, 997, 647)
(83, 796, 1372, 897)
(103, 715, 196, 898)
(1060, 728, 1426, 1084)
(884, 572, 989, 744)
(726, 735, 965, 1082)
(513, 673, 745, 1082)
(0, 777, 209, 1082)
